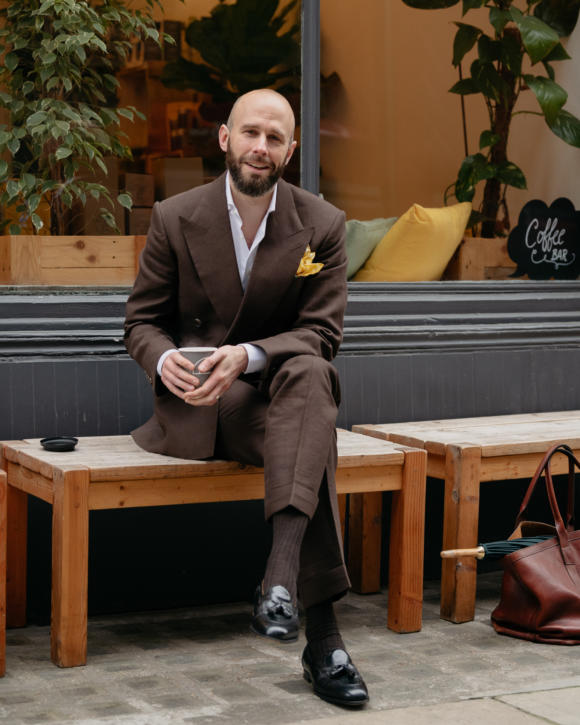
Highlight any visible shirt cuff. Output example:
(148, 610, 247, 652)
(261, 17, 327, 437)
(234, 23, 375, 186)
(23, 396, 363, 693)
(157, 348, 178, 377)
(240, 343, 267, 374)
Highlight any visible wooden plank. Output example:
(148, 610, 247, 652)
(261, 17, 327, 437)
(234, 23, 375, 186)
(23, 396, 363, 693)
(6, 486, 27, 629)
(440, 445, 481, 624)
(6, 462, 54, 504)
(88, 473, 266, 510)
(0, 470, 6, 677)
(39, 236, 135, 269)
(337, 493, 347, 539)
(480, 450, 580, 482)
(51, 467, 90, 668)
(348, 492, 382, 594)
(336, 466, 403, 494)
(387, 448, 426, 634)
(134, 234, 147, 275)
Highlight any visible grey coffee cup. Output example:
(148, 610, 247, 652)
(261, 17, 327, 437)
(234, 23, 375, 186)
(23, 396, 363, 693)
(179, 347, 217, 385)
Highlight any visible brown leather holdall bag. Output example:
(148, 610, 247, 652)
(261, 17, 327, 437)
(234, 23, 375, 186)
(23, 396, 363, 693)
(491, 443, 580, 645)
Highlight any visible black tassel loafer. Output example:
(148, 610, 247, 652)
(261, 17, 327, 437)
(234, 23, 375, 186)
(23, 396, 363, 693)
(250, 584, 299, 642)
(302, 645, 369, 707)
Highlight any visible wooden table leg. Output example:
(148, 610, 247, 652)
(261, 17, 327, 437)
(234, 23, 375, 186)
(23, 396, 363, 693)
(51, 468, 89, 668)
(440, 444, 482, 623)
(6, 485, 28, 629)
(348, 492, 382, 594)
(337, 493, 347, 540)
(387, 449, 426, 633)
(0, 471, 6, 677)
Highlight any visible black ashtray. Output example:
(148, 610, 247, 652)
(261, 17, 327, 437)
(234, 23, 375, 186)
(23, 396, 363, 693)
(40, 436, 78, 452)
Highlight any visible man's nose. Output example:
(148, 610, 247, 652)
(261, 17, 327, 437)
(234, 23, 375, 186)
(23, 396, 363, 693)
(252, 133, 268, 155)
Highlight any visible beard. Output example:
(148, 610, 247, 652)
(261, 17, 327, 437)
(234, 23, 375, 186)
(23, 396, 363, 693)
(226, 145, 286, 197)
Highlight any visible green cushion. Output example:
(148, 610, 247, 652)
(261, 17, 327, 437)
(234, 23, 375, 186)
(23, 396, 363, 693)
(345, 217, 398, 279)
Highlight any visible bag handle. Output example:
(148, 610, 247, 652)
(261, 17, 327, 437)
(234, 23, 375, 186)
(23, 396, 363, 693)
(515, 443, 577, 532)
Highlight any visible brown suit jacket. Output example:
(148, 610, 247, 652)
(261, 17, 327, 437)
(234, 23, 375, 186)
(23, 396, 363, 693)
(124, 174, 347, 459)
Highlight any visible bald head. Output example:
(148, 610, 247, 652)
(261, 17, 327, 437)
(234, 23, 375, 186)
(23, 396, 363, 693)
(226, 89, 296, 144)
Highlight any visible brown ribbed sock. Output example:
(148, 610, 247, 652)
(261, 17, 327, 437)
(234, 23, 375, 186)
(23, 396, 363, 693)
(305, 600, 345, 661)
(263, 506, 308, 603)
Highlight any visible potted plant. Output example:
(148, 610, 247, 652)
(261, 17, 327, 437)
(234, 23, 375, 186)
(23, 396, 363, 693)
(403, 0, 580, 277)
(0, 0, 169, 284)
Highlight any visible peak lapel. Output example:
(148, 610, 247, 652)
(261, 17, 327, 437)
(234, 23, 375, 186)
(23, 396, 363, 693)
(179, 176, 243, 330)
(228, 181, 313, 340)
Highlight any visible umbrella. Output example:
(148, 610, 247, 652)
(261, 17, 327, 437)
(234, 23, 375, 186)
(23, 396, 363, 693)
(440, 535, 553, 560)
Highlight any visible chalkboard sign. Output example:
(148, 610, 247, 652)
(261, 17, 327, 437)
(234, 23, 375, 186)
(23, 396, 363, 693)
(507, 198, 580, 280)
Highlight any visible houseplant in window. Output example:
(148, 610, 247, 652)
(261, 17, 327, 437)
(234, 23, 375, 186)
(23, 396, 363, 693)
(0, 0, 167, 285)
(403, 0, 580, 278)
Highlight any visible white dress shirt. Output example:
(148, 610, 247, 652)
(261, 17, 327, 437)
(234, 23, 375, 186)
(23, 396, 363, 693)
(157, 174, 274, 376)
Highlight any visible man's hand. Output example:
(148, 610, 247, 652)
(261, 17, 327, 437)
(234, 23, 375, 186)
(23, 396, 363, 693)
(160, 350, 202, 400)
(184, 345, 248, 407)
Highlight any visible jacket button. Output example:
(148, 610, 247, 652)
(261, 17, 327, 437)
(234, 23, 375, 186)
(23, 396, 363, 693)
(193, 317, 202, 328)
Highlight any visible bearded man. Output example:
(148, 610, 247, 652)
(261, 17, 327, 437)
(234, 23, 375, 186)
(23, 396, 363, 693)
(124, 89, 368, 707)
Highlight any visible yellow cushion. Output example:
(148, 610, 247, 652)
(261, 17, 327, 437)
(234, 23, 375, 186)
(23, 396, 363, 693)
(354, 201, 472, 282)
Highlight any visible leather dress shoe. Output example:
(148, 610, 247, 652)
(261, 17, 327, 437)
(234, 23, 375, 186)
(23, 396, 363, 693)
(302, 645, 369, 707)
(250, 584, 299, 641)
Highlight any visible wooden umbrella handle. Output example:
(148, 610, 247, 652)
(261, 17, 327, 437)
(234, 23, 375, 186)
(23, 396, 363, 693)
(440, 546, 485, 559)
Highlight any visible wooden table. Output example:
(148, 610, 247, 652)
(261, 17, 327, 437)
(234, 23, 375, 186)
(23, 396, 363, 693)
(354, 411, 580, 624)
(0, 430, 426, 672)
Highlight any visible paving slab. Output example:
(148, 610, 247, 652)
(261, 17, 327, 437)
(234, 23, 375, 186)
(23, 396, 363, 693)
(499, 687, 580, 725)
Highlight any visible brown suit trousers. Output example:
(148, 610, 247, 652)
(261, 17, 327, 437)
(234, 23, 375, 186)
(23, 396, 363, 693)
(215, 355, 350, 609)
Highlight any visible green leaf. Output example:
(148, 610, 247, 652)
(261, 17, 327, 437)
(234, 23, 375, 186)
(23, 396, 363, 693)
(117, 192, 132, 210)
(5, 53, 18, 72)
(0, 160, 8, 179)
(511, 10, 560, 64)
(496, 161, 527, 189)
(28, 194, 41, 212)
(6, 179, 20, 200)
(9, 224, 21, 235)
(401, 0, 460, 7)
(55, 147, 73, 160)
(548, 109, 580, 147)
(7, 137, 20, 154)
(117, 108, 134, 120)
(479, 130, 500, 149)
(31, 213, 43, 231)
(542, 61, 555, 80)
(534, 0, 580, 37)
(449, 77, 480, 94)
(454, 152, 497, 201)
(543, 42, 571, 61)
(489, 8, 511, 35)
(453, 23, 481, 66)
(27, 111, 48, 127)
(524, 74, 567, 124)
(21, 173, 36, 190)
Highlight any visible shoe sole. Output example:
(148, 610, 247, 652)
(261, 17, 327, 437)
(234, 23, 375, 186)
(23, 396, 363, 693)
(249, 623, 299, 642)
(303, 670, 369, 708)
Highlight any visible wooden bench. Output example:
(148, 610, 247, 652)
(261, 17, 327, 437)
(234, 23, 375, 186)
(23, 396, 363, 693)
(0, 429, 426, 672)
(354, 411, 580, 624)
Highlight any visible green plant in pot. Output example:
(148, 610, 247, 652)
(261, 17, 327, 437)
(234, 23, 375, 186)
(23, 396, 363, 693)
(0, 0, 169, 235)
(402, 0, 580, 237)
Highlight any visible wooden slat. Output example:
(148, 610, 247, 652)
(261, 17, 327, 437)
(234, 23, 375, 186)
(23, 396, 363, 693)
(440, 445, 481, 624)
(51, 467, 90, 668)
(348, 492, 382, 594)
(480, 450, 580, 481)
(0, 470, 6, 677)
(387, 448, 426, 633)
(6, 462, 54, 503)
(88, 473, 266, 510)
(6, 486, 27, 629)
(336, 466, 403, 494)
(39, 236, 135, 269)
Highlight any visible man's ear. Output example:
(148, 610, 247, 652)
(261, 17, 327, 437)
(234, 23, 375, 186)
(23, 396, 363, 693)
(285, 140, 297, 166)
(218, 124, 229, 152)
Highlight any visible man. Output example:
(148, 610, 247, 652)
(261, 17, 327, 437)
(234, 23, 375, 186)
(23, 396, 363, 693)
(124, 89, 368, 707)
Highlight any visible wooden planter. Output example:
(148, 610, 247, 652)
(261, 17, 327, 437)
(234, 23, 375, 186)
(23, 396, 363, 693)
(442, 236, 517, 281)
(0, 234, 147, 285)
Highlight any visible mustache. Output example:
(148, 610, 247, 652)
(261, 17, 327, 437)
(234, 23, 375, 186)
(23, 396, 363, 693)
(242, 155, 274, 169)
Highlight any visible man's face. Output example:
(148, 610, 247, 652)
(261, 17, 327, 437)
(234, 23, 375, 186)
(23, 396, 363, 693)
(219, 92, 296, 197)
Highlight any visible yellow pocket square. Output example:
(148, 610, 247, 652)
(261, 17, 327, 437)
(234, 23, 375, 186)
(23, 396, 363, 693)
(296, 245, 324, 277)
